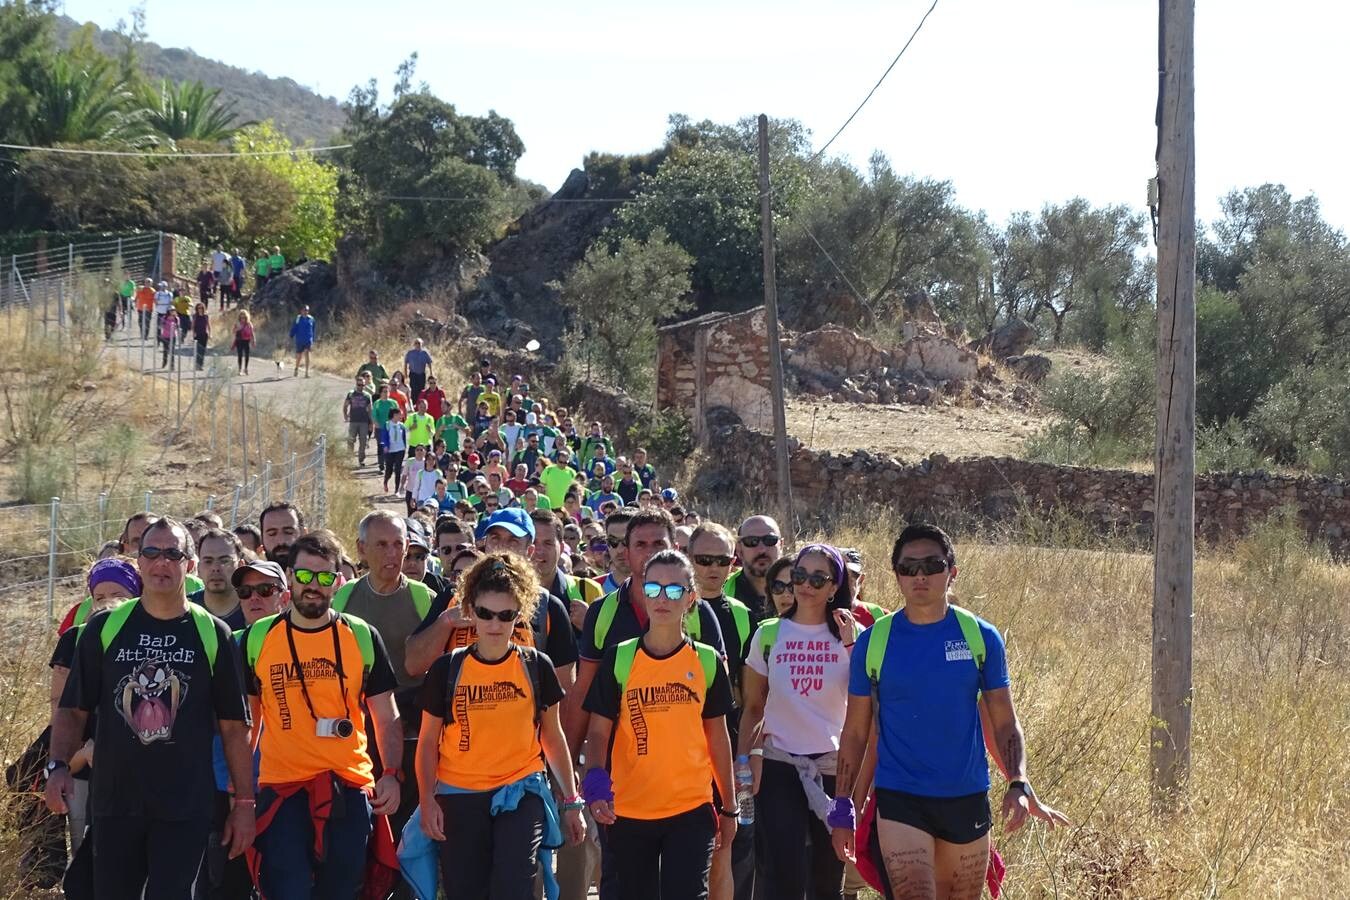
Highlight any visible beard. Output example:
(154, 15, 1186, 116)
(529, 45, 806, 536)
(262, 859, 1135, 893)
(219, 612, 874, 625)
(265, 544, 292, 567)
(292, 590, 330, 619)
(747, 554, 777, 577)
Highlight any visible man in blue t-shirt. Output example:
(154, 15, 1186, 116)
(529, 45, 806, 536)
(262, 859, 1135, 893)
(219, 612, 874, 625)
(831, 524, 1069, 899)
(288, 305, 316, 378)
(403, 338, 434, 403)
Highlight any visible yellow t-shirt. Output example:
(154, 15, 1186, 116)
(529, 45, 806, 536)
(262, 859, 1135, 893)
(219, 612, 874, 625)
(246, 615, 396, 788)
(480, 390, 502, 417)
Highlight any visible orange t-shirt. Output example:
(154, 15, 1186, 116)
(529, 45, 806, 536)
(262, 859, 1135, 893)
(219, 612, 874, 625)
(135, 286, 156, 311)
(246, 615, 397, 788)
(390, 388, 409, 414)
(420, 647, 564, 791)
(583, 639, 734, 820)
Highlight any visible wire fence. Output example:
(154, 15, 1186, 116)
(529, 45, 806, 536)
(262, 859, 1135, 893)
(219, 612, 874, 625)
(0, 435, 326, 621)
(1, 231, 162, 312)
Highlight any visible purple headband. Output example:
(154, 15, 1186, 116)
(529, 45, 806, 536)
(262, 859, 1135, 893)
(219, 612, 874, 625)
(87, 557, 142, 597)
(794, 543, 846, 583)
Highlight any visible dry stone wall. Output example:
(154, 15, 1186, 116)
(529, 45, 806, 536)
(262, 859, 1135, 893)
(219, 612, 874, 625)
(696, 426, 1350, 556)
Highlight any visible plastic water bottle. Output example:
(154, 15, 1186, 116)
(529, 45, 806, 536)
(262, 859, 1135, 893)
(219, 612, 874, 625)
(735, 755, 755, 826)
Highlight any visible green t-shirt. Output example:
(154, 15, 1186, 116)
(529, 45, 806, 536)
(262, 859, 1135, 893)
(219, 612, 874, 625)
(540, 463, 577, 508)
(119, 279, 135, 298)
(436, 414, 469, 451)
(535, 495, 554, 510)
(255, 257, 270, 276)
(270, 253, 285, 272)
(373, 398, 400, 428)
(406, 412, 435, 447)
(358, 362, 388, 384)
(538, 425, 562, 456)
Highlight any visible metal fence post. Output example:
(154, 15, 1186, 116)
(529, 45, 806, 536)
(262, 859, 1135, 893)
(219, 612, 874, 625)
(98, 491, 108, 545)
(144, 489, 153, 513)
(316, 435, 327, 528)
(240, 385, 249, 486)
(263, 460, 272, 506)
(205, 494, 215, 512)
(231, 484, 242, 529)
(253, 401, 262, 470)
(287, 452, 298, 501)
(47, 496, 59, 621)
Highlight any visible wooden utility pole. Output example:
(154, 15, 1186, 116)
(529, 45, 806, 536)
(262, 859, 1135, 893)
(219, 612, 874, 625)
(1151, 0, 1196, 813)
(757, 114, 795, 531)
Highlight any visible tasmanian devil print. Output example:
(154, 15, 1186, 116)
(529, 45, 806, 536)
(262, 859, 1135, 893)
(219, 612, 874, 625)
(117, 659, 187, 744)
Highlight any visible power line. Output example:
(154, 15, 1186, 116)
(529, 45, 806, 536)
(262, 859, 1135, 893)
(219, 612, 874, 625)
(0, 142, 352, 158)
(809, 0, 941, 162)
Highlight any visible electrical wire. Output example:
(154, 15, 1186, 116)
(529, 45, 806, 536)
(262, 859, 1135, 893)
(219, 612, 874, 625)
(0, 142, 352, 158)
(808, 0, 942, 163)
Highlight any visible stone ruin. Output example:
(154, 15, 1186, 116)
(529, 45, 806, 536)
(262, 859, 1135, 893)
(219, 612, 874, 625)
(656, 308, 775, 439)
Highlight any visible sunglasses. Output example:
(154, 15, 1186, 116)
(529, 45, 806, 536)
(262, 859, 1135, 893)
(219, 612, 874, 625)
(406, 551, 429, 563)
(692, 554, 734, 567)
(769, 578, 793, 595)
(588, 540, 610, 553)
(791, 568, 835, 589)
(139, 546, 188, 561)
(643, 582, 688, 601)
(293, 568, 339, 587)
(739, 534, 780, 548)
(605, 535, 624, 548)
(473, 606, 519, 623)
(894, 557, 950, 577)
(237, 583, 283, 600)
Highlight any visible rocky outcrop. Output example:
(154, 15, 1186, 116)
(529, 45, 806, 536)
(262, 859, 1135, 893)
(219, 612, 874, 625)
(971, 318, 1037, 360)
(1006, 353, 1053, 383)
(252, 260, 338, 314)
(691, 425, 1350, 557)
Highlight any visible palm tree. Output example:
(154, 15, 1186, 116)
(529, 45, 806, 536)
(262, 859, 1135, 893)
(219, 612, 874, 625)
(139, 79, 254, 143)
(23, 52, 143, 145)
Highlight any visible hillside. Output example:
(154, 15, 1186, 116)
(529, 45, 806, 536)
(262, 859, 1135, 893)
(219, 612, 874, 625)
(53, 15, 346, 146)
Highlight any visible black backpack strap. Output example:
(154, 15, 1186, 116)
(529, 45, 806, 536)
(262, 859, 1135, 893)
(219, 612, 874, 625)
(516, 644, 545, 726)
(442, 647, 471, 726)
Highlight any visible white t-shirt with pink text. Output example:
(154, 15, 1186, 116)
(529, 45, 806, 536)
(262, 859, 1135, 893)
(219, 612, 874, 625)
(745, 618, 850, 755)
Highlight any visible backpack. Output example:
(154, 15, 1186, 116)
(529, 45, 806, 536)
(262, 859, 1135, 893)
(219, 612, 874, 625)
(684, 597, 751, 657)
(613, 637, 718, 695)
(332, 577, 433, 622)
(94, 600, 220, 673)
(863, 605, 986, 707)
(243, 612, 376, 675)
(440, 644, 545, 726)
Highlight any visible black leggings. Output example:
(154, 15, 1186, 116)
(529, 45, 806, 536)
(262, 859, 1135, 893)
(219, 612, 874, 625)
(607, 804, 717, 900)
(92, 814, 210, 900)
(436, 791, 544, 900)
(236, 339, 250, 370)
(383, 449, 405, 489)
(160, 337, 174, 368)
(754, 758, 842, 899)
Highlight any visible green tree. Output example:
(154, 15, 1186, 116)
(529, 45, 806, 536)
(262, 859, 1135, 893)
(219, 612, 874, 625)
(0, 0, 57, 142)
(615, 114, 814, 299)
(233, 122, 337, 258)
(21, 49, 142, 144)
(557, 229, 693, 396)
(139, 79, 252, 143)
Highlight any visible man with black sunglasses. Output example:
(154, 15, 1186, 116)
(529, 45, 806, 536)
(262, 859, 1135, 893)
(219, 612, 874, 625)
(832, 524, 1069, 899)
(726, 515, 783, 619)
(241, 531, 404, 899)
(47, 518, 254, 900)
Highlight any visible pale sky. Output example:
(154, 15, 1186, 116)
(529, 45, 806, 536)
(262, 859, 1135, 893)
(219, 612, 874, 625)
(59, 0, 1350, 232)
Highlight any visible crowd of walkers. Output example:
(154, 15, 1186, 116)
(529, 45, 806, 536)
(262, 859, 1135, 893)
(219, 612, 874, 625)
(19, 352, 1068, 900)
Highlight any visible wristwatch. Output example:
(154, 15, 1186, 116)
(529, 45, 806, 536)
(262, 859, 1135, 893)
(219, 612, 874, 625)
(717, 805, 741, 819)
(1008, 779, 1033, 798)
(44, 759, 69, 781)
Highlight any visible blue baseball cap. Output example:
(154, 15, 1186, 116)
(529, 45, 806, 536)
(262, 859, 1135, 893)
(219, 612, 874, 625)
(480, 508, 536, 541)
(661, 488, 679, 501)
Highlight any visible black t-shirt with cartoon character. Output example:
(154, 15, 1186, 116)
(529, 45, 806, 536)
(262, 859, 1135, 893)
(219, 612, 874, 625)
(61, 602, 249, 820)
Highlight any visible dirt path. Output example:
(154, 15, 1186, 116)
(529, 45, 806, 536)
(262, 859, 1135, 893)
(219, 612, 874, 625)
(784, 397, 1045, 461)
(105, 328, 400, 514)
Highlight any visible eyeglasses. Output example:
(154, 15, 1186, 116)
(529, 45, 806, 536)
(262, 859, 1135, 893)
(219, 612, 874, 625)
(237, 583, 283, 600)
(437, 542, 470, 556)
(791, 568, 834, 589)
(139, 546, 188, 561)
(292, 568, 338, 587)
(739, 534, 780, 548)
(473, 606, 519, 623)
(692, 554, 734, 567)
(199, 555, 237, 567)
(769, 578, 792, 595)
(894, 557, 950, 577)
(643, 582, 687, 602)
